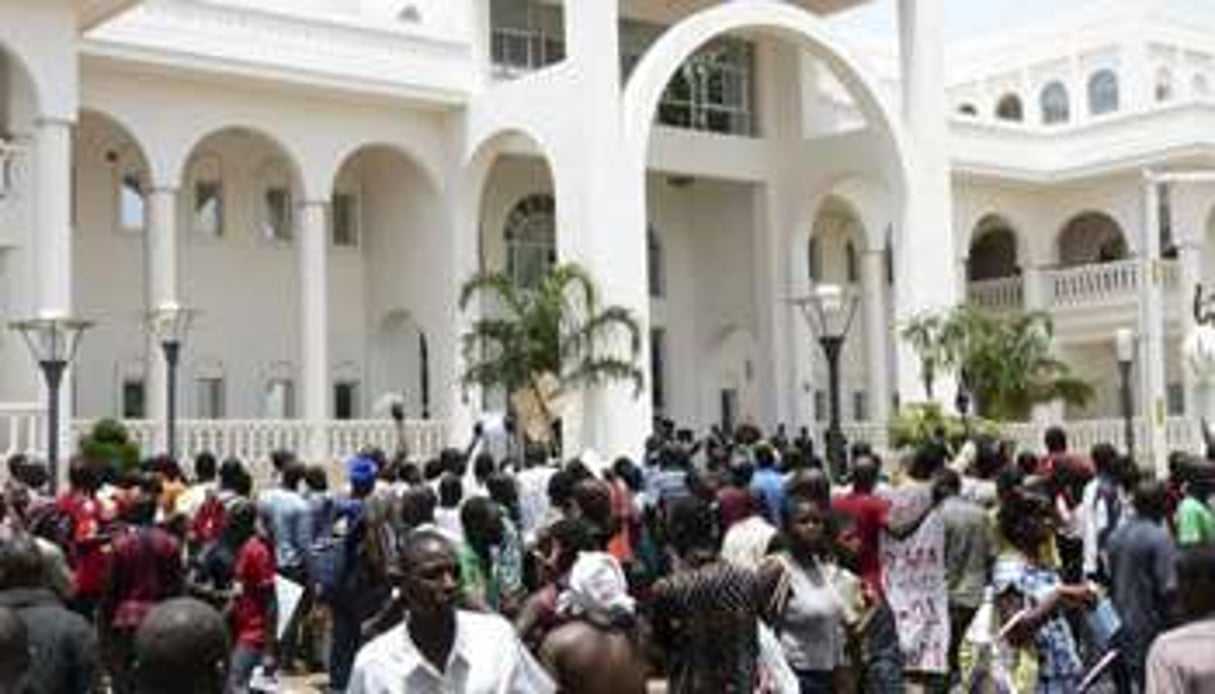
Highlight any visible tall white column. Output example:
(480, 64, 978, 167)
(34, 117, 75, 475)
(557, 0, 652, 458)
(1139, 174, 1168, 478)
(861, 248, 891, 423)
(145, 187, 178, 440)
(298, 200, 329, 462)
(34, 118, 73, 317)
(896, 0, 958, 405)
(1178, 239, 1203, 417)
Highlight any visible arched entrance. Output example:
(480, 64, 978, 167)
(176, 126, 305, 418)
(623, 1, 910, 431)
(329, 143, 444, 421)
(372, 310, 429, 419)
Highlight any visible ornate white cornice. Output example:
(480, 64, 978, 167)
(82, 0, 477, 106)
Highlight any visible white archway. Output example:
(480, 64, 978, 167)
(372, 310, 430, 419)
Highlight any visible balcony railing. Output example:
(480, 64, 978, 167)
(968, 259, 1180, 312)
(0, 403, 42, 460)
(967, 276, 1024, 311)
(1, 410, 448, 484)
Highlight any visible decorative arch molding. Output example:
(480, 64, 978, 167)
(174, 124, 308, 198)
(621, 0, 913, 200)
(0, 21, 76, 121)
(324, 141, 443, 198)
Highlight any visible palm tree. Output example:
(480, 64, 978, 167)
(906, 306, 1093, 420)
(458, 262, 644, 440)
(901, 312, 945, 399)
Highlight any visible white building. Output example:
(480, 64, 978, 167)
(0, 0, 1209, 474)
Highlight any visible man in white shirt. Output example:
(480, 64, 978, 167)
(347, 529, 555, 694)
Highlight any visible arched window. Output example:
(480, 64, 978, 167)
(995, 94, 1024, 121)
(1040, 81, 1070, 124)
(259, 159, 293, 242)
(968, 217, 1019, 281)
(1088, 69, 1120, 115)
(1058, 211, 1128, 266)
(1156, 67, 1174, 102)
(504, 193, 556, 289)
(119, 172, 145, 232)
(957, 103, 978, 117)
(188, 154, 223, 238)
(647, 227, 664, 298)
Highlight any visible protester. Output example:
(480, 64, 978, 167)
(538, 552, 647, 694)
(1081, 442, 1129, 582)
(649, 497, 784, 693)
(0, 605, 30, 693)
(1107, 481, 1176, 690)
(830, 455, 889, 593)
(994, 488, 1092, 693)
(347, 529, 555, 693)
(225, 500, 278, 693)
(1174, 460, 1215, 545)
(133, 597, 229, 694)
(101, 476, 184, 694)
(774, 493, 862, 692)
(0, 532, 99, 694)
(937, 468, 992, 679)
(1145, 543, 1215, 692)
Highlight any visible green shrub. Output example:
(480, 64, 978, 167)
(79, 417, 141, 475)
(889, 403, 998, 452)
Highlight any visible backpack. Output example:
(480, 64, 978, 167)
(190, 494, 226, 547)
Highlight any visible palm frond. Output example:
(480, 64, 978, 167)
(458, 270, 524, 316)
(563, 357, 645, 398)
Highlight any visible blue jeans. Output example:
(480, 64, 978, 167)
(226, 644, 262, 694)
(794, 669, 834, 694)
(329, 605, 361, 692)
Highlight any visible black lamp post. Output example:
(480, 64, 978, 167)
(793, 284, 859, 481)
(148, 302, 196, 461)
(1115, 327, 1136, 457)
(9, 315, 92, 495)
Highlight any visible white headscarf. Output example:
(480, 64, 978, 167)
(556, 551, 635, 619)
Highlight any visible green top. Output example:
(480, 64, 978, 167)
(1176, 496, 1215, 545)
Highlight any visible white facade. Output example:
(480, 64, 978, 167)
(2, 0, 1210, 470)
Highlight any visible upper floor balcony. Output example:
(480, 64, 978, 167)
(968, 257, 1181, 320)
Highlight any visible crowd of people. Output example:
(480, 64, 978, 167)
(1, 418, 1214, 693)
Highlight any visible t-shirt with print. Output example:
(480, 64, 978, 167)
(232, 535, 276, 648)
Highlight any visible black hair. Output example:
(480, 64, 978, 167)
(438, 473, 463, 508)
(730, 461, 755, 488)
(304, 465, 329, 493)
(786, 469, 831, 507)
(134, 598, 229, 694)
(0, 533, 47, 589)
(193, 452, 218, 482)
(1044, 426, 1068, 454)
(218, 458, 245, 491)
(1133, 480, 1168, 522)
(664, 497, 718, 559)
(399, 486, 438, 528)
(851, 455, 879, 493)
(754, 444, 776, 470)
(473, 453, 496, 482)
(439, 448, 468, 478)
(935, 468, 962, 500)
(423, 458, 445, 482)
(269, 449, 295, 472)
(280, 462, 306, 490)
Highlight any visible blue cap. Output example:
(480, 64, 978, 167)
(348, 455, 378, 486)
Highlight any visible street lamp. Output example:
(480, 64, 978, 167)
(1114, 327, 1136, 457)
(8, 314, 92, 494)
(792, 283, 859, 481)
(147, 302, 197, 461)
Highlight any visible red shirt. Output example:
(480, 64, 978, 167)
(57, 492, 110, 598)
(107, 526, 183, 629)
(232, 536, 276, 648)
(717, 486, 751, 532)
(831, 492, 890, 593)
